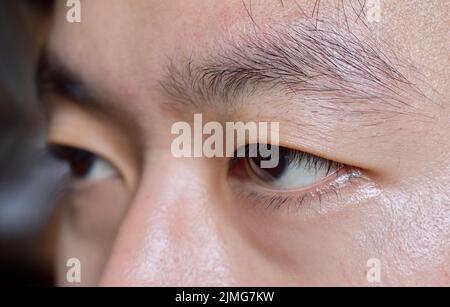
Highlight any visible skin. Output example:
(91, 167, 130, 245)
(44, 0, 449, 286)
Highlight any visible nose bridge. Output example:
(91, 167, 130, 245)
(100, 158, 233, 286)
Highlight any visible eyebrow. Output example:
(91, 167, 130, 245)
(160, 21, 420, 117)
(37, 50, 92, 105)
(36, 49, 133, 121)
(37, 20, 421, 123)
(36, 50, 148, 142)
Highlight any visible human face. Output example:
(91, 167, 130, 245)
(39, 0, 450, 286)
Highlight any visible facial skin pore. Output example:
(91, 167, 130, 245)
(39, 0, 450, 286)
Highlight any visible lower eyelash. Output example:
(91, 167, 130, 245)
(233, 168, 363, 212)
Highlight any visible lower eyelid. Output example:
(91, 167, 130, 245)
(229, 167, 364, 213)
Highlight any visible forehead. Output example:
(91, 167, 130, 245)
(49, 1, 242, 106)
(50, 0, 441, 51)
(48, 0, 449, 111)
(51, 0, 255, 66)
(49, 1, 368, 70)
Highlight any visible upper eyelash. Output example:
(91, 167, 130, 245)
(228, 145, 360, 211)
(283, 150, 342, 176)
(229, 144, 342, 177)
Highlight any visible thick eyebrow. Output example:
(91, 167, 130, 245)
(36, 49, 131, 121)
(36, 49, 93, 106)
(161, 21, 420, 117)
(36, 50, 144, 139)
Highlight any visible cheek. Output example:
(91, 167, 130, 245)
(361, 177, 450, 285)
(56, 216, 106, 287)
(67, 179, 128, 239)
(55, 179, 130, 286)
(227, 177, 449, 286)
(56, 212, 120, 287)
(226, 196, 383, 285)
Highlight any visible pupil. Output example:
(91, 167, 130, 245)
(50, 145, 95, 178)
(249, 146, 289, 181)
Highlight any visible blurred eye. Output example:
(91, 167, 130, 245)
(236, 145, 342, 190)
(50, 145, 118, 183)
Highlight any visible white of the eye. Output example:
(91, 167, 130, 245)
(250, 158, 337, 190)
(84, 157, 118, 182)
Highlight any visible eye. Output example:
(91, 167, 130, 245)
(49, 145, 118, 183)
(235, 145, 342, 190)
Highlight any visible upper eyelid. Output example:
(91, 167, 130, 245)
(230, 143, 343, 169)
(230, 144, 346, 189)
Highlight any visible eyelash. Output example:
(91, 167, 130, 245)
(228, 146, 361, 211)
(238, 169, 360, 211)
(229, 146, 341, 175)
(50, 141, 361, 211)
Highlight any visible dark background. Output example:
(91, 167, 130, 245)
(0, 0, 61, 286)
